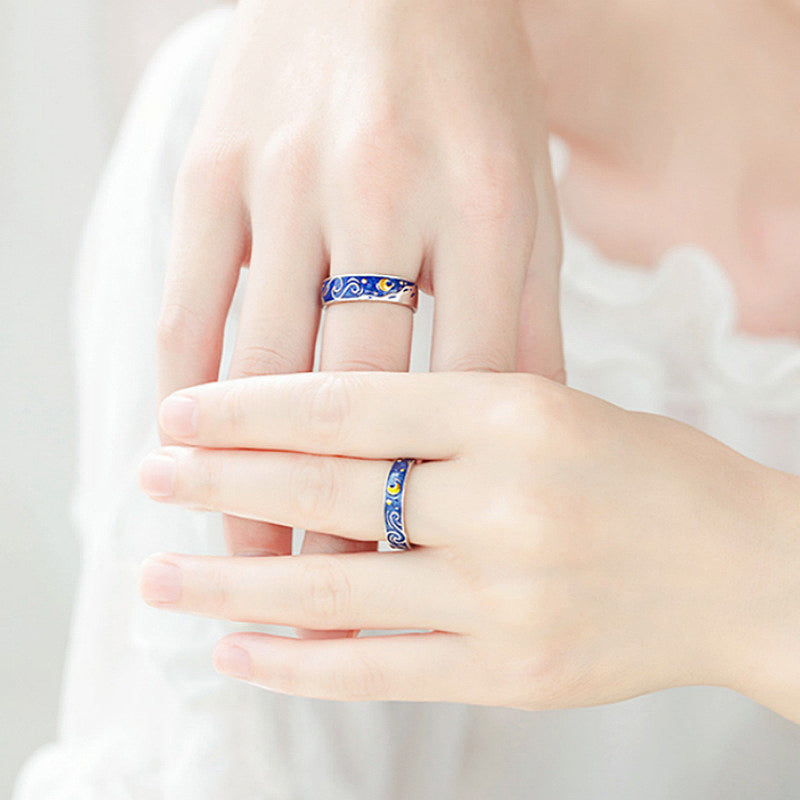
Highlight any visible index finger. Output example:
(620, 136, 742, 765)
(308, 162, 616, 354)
(156, 149, 248, 443)
(158, 371, 475, 459)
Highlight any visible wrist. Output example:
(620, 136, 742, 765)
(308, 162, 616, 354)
(727, 466, 800, 722)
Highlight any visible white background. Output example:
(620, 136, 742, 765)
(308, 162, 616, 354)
(1, 1, 218, 795)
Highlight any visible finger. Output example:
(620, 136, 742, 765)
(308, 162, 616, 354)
(429, 217, 530, 373)
(138, 550, 469, 633)
(158, 371, 472, 459)
(316, 131, 423, 373)
(156, 149, 247, 442)
(516, 265, 564, 382)
(516, 157, 566, 382)
(139, 447, 449, 548)
(212, 630, 474, 703)
(221, 175, 326, 557)
(298, 210, 422, 637)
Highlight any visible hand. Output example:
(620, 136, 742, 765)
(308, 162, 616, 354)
(154, 0, 564, 639)
(137, 373, 800, 719)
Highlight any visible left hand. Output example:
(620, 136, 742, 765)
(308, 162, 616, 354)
(137, 372, 800, 715)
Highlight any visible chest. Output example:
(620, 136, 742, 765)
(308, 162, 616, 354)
(555, 152, 800, 339)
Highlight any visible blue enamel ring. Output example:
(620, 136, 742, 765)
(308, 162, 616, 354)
(383, 458, 416, 550)
(321, 274, 418, 312)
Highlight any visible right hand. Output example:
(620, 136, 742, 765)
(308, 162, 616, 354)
(156, 0, 564, 638)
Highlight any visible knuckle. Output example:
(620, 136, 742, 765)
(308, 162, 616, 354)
(537, 366, 568, 385)
(459, 181, 516, 225)
(175, 136, 243, 203)
(298, 557, 352, 626)
(253, 125, 318, 196)
(470, 616, 571, 710)
(478, 489, 525, 534)
(156, 301, 215, 354)
(328, 356, 394, 373)
(230, 342, 299, 379)
(336, 110, 418, 212)
(193, 450, 224, 509)
(207, 562, 234, 619)
(522, 637, 590, 710)
(478, 375, 539, 436)
(218, 380, 250, 434)
(483, 580, 581, 709)
(289, 456, 338, 528)
(480, 578, 542, 634)
(440, 347, 513, 374)
(522, 374, 581, 446)
(453, 152, 536, 227)
(464, 574, 582, 709)
(260, 652, 300, 696)
(500, 645, 569, 710)
(293, 373, 353, 449)
(328, 653, 388, 700)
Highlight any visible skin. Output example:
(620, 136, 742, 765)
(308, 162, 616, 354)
(523, 0, 800, 337)
(137, 372, 800, 722)
(155, 0, 564, 640)
(143, 1, 800, 713)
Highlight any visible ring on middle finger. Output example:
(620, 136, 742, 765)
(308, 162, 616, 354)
(320, 274, 418, 312)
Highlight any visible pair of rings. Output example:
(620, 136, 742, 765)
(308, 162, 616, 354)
(320, 273, 419, 550)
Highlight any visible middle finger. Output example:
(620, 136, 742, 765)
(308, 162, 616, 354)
(297, 183, 424, 636)
(222, 159, 326, 557)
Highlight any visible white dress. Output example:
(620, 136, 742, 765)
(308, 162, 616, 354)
(14, 7, 800, 799)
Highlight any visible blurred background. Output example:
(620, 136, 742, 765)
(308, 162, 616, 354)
(0, 1, 217, 795)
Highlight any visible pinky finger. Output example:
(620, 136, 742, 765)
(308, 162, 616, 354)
(516, 156, 566, 383)
(516, 264, 565, 383)
(157, 148, 247, 431)
(212, 630, 473, 703)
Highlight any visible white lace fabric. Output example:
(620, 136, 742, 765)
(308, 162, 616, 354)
(13, 7, 800, 799)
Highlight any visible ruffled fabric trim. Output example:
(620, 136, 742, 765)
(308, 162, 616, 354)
(550, 137, 800, 415)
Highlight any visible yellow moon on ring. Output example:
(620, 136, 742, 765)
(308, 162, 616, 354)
(387, 481, 401, 495)
(377, 278, 394, 292)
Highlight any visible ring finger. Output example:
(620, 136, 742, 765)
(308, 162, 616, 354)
(139, 447, 452, 549)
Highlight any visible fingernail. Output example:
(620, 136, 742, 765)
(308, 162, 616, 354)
(139, 452, 176, 498)
(214, 644, 252, 679)
(160, 394, 198, 439)
(139, 556, 182, 604)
